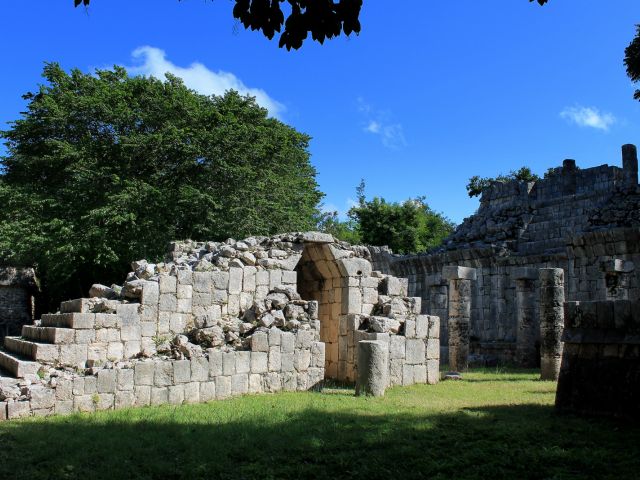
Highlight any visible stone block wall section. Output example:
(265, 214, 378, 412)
(0, 267, 37, 341)
(1, 330, 325, 420)
(555, 299, 640, 419)
(0, 232, 439, 420)
(368, 145, 640, 365)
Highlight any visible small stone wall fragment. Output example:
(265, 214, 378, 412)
(355, 340, 389, 397)
(539, 268, 564, 380)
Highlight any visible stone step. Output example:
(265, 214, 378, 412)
(40, 313, 96, 329)
(3, 337, 60, 363)
(0, 349, 40, 379)
(60, 298, 122, 314)
(21, 325, 75, 344)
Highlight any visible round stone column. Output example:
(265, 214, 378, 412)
(514, 267, 538, 367)
(443, 266, 476, 372)
(356, 340, 389, 396)
(539, 268, 565, 381)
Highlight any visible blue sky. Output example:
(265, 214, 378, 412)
(2, 1, 640, 224)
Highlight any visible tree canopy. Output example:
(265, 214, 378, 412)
(466, 167, 540, 198)
(318, 181, 455, 254)
(625, 25, 640, 100)
(0, 64, 323, 308)
(73, 0, 550, 50)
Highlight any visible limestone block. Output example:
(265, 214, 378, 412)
(402, 364, 415, 386)
(121, 326, 142, 341)
(212, 289, 228, 303)
(427, 360, 439, 384)
(294, 349, 311, 371)
(356, 340, 389, 396)
(208, 350, 223, 377)
(97, 370, 117, 393)
(177, 269, 193, 285)
(342, 288, 362, 314)
(406, 339, 426, 364)
(235, 351, 251, 374)
(193, 272, 212, 293)
(168, 385, 185, 405)
(134, 386, 151, 406)
(173, 360, 191, 384)
(442, 266, 477, 281)
(222, 351, 236, 376)
(75, 329, 96, 344)
(281, 332, 295, 353)
(227, 294, 241, 317)
(268, 327, 281, 346)
(189, 357, 207, 382)
(251, 332, 269, 352)
(170, 313, 187, 333)
(281, 353, 295, 372)
(117, 304, 141, 327)
(227, 267, 243, 294)
(177, 284, 193, 300)
(135, 361, 155, 386)
(405, 319, 416, 339)
(389, 335, 406, 359)
(154, 361, 173, 387)
(107, 342, 124, 362)
(115, 391, 135, 409)
(232, 374, 249, 395)
(428, 316, 440, 339)
(96, 394, 114, 411)
(73, 396, 95, 414)
(426, 338, 440, 360)
(249, 374, 263, 393)
(55, 378, 73, 401)
(269, 270, 282, 290)
(512, 267, 538, 280)
(177, 298, 192, 314)
(182, 382, 199, 404)
(159, 275, 177, 294)
(73, 377, 85, 396)
(256, 270, 269, 286)
(302, 231, 334, 243)
(311, 342, 325, 368)
(151, 387, 169, 406)
(243, 266, 257, 292)
(414, 364, 427, 384)
(251, 352, 268, 373)
(415, 316, 429, 339)
(0, 402, 8, 421)
(84, 376, 97, 394)
(200, 381, 216, 402)
(264, 372, 283, 393)
(158, 294, 177, 312)
(337, 257, 372, 278)
(295, 330, 314, 349)
(55, 401, 74, 415)
(269, 348, 282, 372)
(282, 270, 297, 285)
(216, 376, 232, 399)
(117, 369, 134, 391)
(96, 313, 120, 328)
(30, 386, 56, 410)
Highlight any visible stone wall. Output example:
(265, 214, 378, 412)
(0, 232, 439, 420)
(0, 268, 37, 341)
(369, 145, 640, 365)
(555, 299, 640, 419)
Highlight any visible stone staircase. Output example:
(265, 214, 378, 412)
(0, 297, 121, 379)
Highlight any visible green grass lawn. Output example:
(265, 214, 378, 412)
(1, 369, 638, 480)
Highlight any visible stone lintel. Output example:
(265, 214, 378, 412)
(601, 259, 635, 274)
(442, 266, 476, 281)
(301, 231, 335, 244)
(512, 267, 538, 281)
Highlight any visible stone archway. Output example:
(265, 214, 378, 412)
(295, 241, 372, 381)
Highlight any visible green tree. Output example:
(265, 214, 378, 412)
(72, 0, 549, 50)
(0, 63, 322, 308)
(334, 182, 454, 254)
(466, 166, 540, 198)
(625, 25, 640, 100)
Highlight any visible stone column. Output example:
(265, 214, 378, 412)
(443, 266, 476, 372)
(539, 268, 565, 381)
(427, 274, 449, 362)
(602, 259, 634, 301)
(355, 340, 389, 397)
(622, 144, 638, 187)
(513, 267, 538, 367)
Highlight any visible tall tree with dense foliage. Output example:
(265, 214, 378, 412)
(0, 63, 322, 307)
(625, 24, 640, 100)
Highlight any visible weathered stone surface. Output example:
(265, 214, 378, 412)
(356, 340, 389, 397)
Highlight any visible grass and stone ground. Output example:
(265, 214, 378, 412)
(0, 369, 638, 479)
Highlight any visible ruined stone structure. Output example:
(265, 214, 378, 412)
(371, 145, 640, 366)
(556, 299, 640, 419)
(0, 268, 37, 341)
(0, 232, 439, 420)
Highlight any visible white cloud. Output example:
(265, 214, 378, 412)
(125, 46, 285, 118)
(357, 97, 407, 149)
(560, 105, 616, 131)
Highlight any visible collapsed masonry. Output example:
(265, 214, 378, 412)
(371, 144, 640, 367)
(0, 232, 439, 420)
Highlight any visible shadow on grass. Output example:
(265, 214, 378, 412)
(0, 401, 638, 480)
